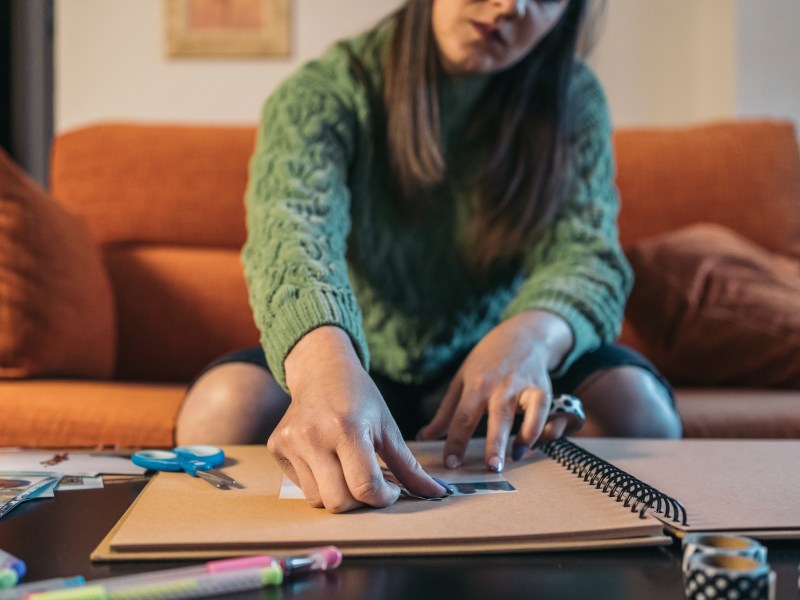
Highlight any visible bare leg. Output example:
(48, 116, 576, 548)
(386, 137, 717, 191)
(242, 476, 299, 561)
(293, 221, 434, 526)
(175, 363, 290, 445)
(574, 366, 682, 438)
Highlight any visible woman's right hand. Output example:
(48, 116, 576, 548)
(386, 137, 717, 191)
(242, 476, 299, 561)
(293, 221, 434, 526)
(269, 326, 447, 513)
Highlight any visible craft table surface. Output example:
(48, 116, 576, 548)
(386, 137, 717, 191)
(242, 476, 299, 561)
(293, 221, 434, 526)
(1, 479, 800, 599)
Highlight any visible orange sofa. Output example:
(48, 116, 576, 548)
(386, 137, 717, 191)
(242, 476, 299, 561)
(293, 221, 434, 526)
(1, 119, 799, 447)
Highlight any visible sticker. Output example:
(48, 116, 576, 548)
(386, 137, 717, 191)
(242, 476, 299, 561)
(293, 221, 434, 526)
(278, 470, 517, 501)
(449, 480, 516, 495)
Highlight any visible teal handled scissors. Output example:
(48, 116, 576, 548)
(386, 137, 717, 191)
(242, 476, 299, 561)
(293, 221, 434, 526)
(131, 445, 240, 489)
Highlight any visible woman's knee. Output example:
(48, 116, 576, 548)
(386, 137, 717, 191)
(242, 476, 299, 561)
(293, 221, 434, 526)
(176, 363, 290, 445)
(575, 366, 682, 439)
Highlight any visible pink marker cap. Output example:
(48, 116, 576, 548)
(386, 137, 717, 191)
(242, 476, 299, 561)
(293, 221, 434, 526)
(313, 546, 343, 570)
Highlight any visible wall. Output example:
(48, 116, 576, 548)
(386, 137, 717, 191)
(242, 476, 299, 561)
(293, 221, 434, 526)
(588, 0, 736, 126)
(736, 0, 800, 127)
(55, 0, 402, 132)
(55, 0, 799, 133)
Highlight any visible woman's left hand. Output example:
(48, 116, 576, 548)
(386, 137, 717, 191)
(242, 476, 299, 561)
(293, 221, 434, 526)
(416, 311, 573, 472)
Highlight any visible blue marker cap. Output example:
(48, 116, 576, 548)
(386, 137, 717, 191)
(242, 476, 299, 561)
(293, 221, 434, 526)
(0, 550, 26, 588)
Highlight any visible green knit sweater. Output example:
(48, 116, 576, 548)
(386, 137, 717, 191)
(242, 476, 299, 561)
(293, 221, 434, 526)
(242, 25, 632, 391)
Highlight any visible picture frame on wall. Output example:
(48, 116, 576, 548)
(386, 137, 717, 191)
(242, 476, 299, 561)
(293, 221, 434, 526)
(164, 0, 290, 58)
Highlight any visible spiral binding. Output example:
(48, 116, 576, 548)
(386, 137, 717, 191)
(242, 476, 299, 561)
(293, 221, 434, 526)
(540, 438, 688, 526)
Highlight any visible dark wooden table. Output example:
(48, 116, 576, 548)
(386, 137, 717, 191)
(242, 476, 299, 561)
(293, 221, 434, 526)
(1, 479, 798, 599)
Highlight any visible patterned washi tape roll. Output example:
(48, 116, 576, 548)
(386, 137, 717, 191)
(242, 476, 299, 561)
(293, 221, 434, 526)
(684, 553, 775, 600)
(681, 533, 767, 574)
(682, 533, 768, 575)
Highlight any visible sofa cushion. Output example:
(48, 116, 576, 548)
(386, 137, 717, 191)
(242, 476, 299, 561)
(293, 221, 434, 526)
(625, 223, 800, 388)
(0, 147, 116, 378)
(0, 380, 184, 447)
(105, 245, 259, 382)
(674, 388, 800, 439)
(50, 123, 256, 248)
(614, 120, 800, 255)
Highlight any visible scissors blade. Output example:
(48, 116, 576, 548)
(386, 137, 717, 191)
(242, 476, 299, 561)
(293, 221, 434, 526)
(196, 468, 241, 489)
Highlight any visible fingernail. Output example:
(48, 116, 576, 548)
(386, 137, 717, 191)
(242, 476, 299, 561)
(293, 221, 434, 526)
(511, 444, 528, 462)
(488, 456, 503, 473)
(431, 476, 454, 496)
(445, 454, 461, 469)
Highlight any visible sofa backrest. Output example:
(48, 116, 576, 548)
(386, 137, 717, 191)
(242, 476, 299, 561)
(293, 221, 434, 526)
(49, 120, 800, 382)
(614, 120, 800, 255)
(51, 124, 260, 382)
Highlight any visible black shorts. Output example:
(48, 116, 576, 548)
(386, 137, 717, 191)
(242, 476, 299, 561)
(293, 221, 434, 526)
(197, 343, 672, 439)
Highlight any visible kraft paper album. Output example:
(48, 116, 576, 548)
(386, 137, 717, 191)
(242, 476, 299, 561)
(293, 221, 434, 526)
(92, 438, 800, 561)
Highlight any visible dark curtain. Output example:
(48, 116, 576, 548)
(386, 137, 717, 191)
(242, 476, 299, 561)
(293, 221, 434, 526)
(0, 0, 53, 186)
(0, 3, 12, 156)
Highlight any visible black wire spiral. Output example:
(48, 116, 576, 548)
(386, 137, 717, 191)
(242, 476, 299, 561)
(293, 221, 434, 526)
(540, 438, 688, 526)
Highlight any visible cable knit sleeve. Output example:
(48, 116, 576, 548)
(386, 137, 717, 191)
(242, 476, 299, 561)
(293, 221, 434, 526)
(241, 52, 370, 390)
(501, 63, 633, 376)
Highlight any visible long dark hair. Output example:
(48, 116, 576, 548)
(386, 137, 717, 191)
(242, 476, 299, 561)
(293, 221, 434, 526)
(384, 0, 589, 270)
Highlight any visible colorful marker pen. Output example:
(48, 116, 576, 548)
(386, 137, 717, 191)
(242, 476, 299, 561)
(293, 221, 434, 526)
(25, 546, 342, 600)
(28, 565, 283, 600)
(72, 553, 281, 590)
(79, 546, 341, 588)
(282, 546, 343, 576)
(0, 550, 26, 589)
(0, 576, 85, 600)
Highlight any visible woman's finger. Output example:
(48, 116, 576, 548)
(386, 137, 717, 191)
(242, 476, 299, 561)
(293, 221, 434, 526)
(377, 421, 448, 499)
(510, 387, 550, 462)
(337, 436, 404, 509)
(304, 447, 367, 514)
(442, 388, 485, 469)
(416, 376, 463, 441)
(483, 389, 518, 472)
(549, 394, 586, 436)
(291, 457, 326, 508)
(538, 414, 569, 445)
(274, 449, 323, 508)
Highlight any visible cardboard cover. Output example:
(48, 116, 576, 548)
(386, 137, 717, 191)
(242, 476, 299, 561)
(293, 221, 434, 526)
(577, 438, 800, 538)
(92, 440, 670, 561)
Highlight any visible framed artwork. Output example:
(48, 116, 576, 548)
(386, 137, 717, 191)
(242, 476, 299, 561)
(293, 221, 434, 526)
(164, 0, 290, 58)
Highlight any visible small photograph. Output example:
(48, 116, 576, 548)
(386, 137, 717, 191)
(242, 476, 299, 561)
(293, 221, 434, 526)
(447, 480, 517, 496)
(0, 478, 31, 489)
(381, 468, 517, 500)
(0, 474, 59, 519)
(55, 475, 105, 492)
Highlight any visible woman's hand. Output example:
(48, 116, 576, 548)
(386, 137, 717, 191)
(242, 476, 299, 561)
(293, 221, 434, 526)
(417, 311, 573, 472)
(268, 326, 447, 513)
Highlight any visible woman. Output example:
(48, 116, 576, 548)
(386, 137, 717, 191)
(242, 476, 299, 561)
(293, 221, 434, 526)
(177, 0, 682, 512)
